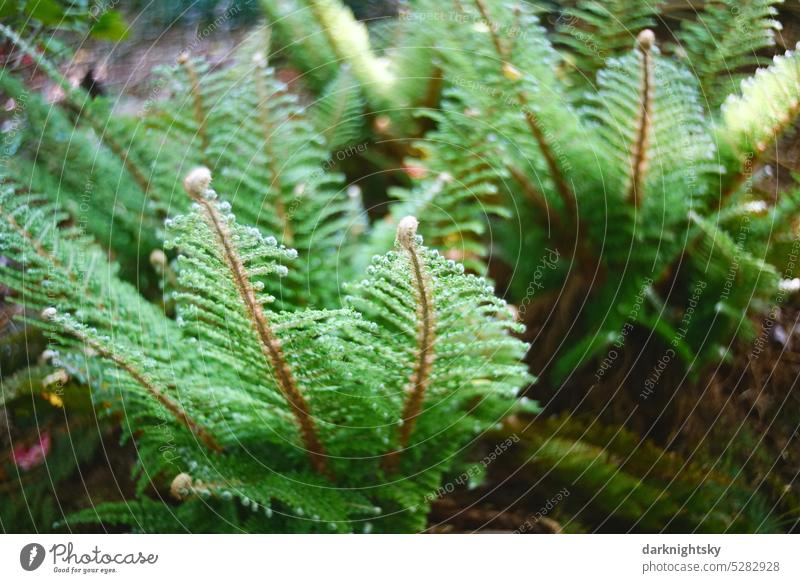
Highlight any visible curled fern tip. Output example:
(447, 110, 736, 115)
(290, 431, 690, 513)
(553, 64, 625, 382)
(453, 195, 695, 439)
(41, 307, 58, 321)
(637, 29, 655, 51)
(396, 215, 419, 249)
(170, 473, 193, 500)
(183, 167, 213, 199)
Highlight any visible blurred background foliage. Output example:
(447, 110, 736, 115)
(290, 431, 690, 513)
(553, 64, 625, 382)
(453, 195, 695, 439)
(1, 0, 800, 533)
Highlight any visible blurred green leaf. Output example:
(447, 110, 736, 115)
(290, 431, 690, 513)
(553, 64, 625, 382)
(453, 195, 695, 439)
(90, 10, 128, 41)
(0, 1, 18, 19)
(25, 0, 64, 25)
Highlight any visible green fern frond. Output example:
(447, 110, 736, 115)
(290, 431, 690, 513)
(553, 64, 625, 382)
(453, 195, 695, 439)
(509, 414, 781, 533)
(683, 210, 781, 356)
(677, 0, 784, 109)
(584, 31, 718, 258)
(365, 107, 510, 272)
(718, 44, 800, 164)
(347, 215, 533, 473)
(258, 0, 339, 89)
(311, 67, 366, 150)
(144, 41, 361, 309)
(554, 0, 664, 89)
(0, 73, 162, 267)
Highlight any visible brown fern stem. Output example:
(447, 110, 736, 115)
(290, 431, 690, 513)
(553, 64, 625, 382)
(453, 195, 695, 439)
(383, 216, 436, 472)
(474, 0, 506, 56)
(183, 169, 328, 476)
(179, 53, 211, 163)
(472, 0, 577, 222)
(627, 30, 655, 207)
(519, 101, 578, 219)
(253, 52, 294, 246)
(53, 313, 222, 452)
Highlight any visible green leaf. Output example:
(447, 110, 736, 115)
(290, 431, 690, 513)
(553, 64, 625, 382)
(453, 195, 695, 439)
(0, 1, 18, 19)
(24, 0, 64, 25)
(90, 10, 128, 41)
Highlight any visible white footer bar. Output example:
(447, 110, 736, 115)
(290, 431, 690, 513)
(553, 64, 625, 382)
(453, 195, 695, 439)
(1, 534, 797, 582)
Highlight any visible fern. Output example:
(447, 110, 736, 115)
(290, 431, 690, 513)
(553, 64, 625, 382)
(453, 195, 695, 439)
(311, 68, 367, 151)
(718, 44, 800, 163)
(3, 0, 798, 534)
(554, 0, 664, 90)
(143, 39, 363, 309)
(508, 415, 782, 533)
(677, 0, 784, 109)
(0, 72, 163, 272)
(258, 0, 340, 89)
(0, 166, 531, 532)
(347, 216, 531, 472)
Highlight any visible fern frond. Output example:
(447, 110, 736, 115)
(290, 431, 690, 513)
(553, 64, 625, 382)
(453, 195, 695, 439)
(677, 0, 784, 109)
(0, 181, 175, 354)
(47, 310, 222, 452)
(0, 73, 163, 265)
(347, 216, 533, 474)
(365, 107, 510, 271)
(471, 0, 579, 219)
(682, 211, 781, 358)
(0, 181, 217, 453)
(311, 67, 366, 150)
(554, 0, 664, 90)
(305, 0, 396, 108)
(259, 0, 339, 88)
(376, 1, 591, 267)
(146, 42, 360, 308)
(718, 44, 800, 170)
(584, 33, 718, 260)
(179, 167, 327, 474)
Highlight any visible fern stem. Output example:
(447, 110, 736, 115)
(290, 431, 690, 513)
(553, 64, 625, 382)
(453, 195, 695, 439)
(627, 30, 655, 207)
(182, 168, 329, 476)
(47, 310, 222, 453)
(384, 216, 436, 471)
(178, 53, 211, 163)
(472, 0, 577, 220)
(473, 0, 506, 56)
(253, 52, 294, 246)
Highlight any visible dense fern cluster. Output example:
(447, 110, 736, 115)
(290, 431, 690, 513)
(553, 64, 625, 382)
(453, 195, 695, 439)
(2, 0, 800, 533)
(295, 0, 800, 381)
(0, 163, 530, 531)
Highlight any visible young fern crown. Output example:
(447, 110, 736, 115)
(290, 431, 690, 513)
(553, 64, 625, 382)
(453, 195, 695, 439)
(15, 165, 529, 531)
